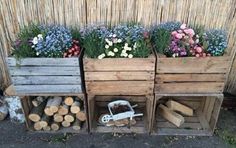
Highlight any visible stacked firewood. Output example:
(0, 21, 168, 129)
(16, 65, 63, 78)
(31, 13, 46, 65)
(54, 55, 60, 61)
(28, 96, 86, 131)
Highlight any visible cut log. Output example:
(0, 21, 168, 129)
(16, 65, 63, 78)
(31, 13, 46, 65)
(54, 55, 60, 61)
(70, 101, 81, 114)
(29, 100, 47, 122)
(32, 96, 44, 107)
(54, 113, 63, 122)
(51, 122, 60, 131)
(40, 114, 51, 127)
(34, 121, 43, 131)
(72, 119, 82, 130)
(0, 103, 8, 121)
(114, 119, 129, 127)
(50, 97, 62, 113)
(166, 100, 194, 116)
(44, 98, 54, 116)
(58, 103, 69, 115)
(64, 113, 75, 122)
(43, 126, 51, 131)
(76, 110, 86, 121)
(62, 121, 71, 127)
(158, 104, 185, 127)
(64, 97, 74, 106)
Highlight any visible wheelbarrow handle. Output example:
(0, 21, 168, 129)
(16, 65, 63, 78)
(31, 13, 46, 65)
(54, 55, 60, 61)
(132, 113, 143, 117)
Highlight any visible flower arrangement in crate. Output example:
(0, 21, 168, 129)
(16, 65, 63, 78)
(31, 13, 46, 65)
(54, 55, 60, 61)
(81, 24, 152, 59)
(151, 22, 228, 58)
(12, 24, 82, 58)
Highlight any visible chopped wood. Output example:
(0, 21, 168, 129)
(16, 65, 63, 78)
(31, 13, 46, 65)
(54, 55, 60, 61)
(76, 110, 86, 121)
(64, 97, 74, 106)
(62, 121, 71, 127)
(40, 114, 51, 128)
(64, 113, 75, 122)
(0, 103, 8, 121)
(70, 101, 81, 114)
(50, 97, 62, 113)
(44, 98, 54, 116)
(166, 100, 193, 116)
(34, 121, 43, 131)
(43, 126, 51, 131)
(58, 103, 69, 115)
(51, 122, 60, 131)
(158, 104, 185, 127)
(72, 119, 82, 130)
(53, 113, 63, 123)
(32, 96, 44, 107)
(29, 100, 47, 122)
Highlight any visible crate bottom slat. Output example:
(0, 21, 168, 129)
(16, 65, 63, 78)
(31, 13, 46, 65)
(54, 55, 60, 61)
(94, 126, 147, 134)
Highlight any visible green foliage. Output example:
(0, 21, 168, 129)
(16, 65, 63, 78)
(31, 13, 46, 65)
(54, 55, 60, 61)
(133, 39, 152, 58)
(82, 29, 105, 58)
(12, 23, 42, 59)
(70, 27, 82, 43)
(151, 28, 171, 54)
(216, 129, 236, 147)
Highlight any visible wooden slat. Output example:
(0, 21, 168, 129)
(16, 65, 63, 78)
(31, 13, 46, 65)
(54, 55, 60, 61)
(157, 121, 202, 129)
(95, 96, 146, 102)
(7, 58, 79, 66)
(11, 76, 81, 85)
(14, 85, 82, 94)
(86, 81, 154, 95)
(156, 74, 225, 83)
(157, 116, 199, 123)
(95, 126, 146, 133)
(156, 56, 230, 73)
(85, 71, 154, 81)
(8, 67, 80, 76)
(83, 56, 155, 71)
(155, 82, 224, 94)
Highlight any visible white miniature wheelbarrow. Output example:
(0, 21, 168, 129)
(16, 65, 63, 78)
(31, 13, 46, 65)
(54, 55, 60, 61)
(101, 100, 143, 124)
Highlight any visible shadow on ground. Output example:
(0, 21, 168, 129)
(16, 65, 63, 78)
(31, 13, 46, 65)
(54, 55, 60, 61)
(0, 109, 235, 148)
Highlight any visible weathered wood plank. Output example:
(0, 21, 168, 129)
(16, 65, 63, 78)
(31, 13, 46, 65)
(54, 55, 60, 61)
(85, 71, 154, 81)
(155, 128, 212, 136)
(156, 74, 225, 83)
(157, 121, 202, 129)
(95, 126, 146, 133)
(14, 85, 82, 94)
(8, 67, 80, 76)
(11, 76, 81, 85)
(156, 56, 230, 73)
(155, 82, 224, 94)
(84, 56, 155, 71)
(86, 81, 154, 95)
(7, 58, 79, 66)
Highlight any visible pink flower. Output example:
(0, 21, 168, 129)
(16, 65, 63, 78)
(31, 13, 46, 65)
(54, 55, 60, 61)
(189, 39, 194, 44)
(175, 33, 183, 39)
(171, 31, 178, 36)
(180, 24, 187, 29)
(184, 29, 195, 37)
(196, 54, 200, 57)
(196, 47, 203, 53)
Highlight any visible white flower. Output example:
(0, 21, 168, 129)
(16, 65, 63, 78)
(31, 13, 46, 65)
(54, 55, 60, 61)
(37, 34, 43, 39)
(98, 53, 106, 59)
(112, 34, 117, 38)
(124, 46, 129, 51)
(128, 54, 133, 58)
(113, 48, 118, 52)
(127, 47, 132, 51)
(123, 53, 128, 57)
(109, 34, 113, 37)
(121, 50, 126, 54)
(105, 45, 109, 49)
(36, 52, 39, 56)
(196, 39, 199, 43)
(125, 43, 128, 47)
(133, 42, 137, 49)
(113, 38, 118, 43)
(32, 37, 38, 45)
(108, 51, 115, 56)
(117, 39, 122, 43)
(108, 41, 113, 46)
(105, 38, 110, 43)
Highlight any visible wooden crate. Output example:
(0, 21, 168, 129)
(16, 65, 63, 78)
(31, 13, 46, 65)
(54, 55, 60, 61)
(155, 54, 230, 94)
(152, 94, 223, 136)
(21, 94, 88, 133)
(83, 55, 155, 96)
(7, 57, 83, 95)
(88, 95, 154, 133)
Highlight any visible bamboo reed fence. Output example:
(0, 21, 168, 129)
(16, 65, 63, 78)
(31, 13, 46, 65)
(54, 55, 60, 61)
(0, 0, 236, 94)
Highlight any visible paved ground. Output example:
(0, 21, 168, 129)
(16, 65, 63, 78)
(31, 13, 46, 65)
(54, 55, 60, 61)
(0, 109, 235, 148)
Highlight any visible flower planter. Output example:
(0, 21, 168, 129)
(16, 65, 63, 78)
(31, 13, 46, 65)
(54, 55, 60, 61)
(152, 94, 223, 136)
(7, 56, 83, 95)
(83, 54, 155, 96)
(155, 53, 230, 94)
(87, 95, 154, 133)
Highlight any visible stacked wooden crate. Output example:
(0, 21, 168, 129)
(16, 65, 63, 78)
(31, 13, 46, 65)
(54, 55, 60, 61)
(84, 55, 156, 133)
(152, 54, 231, 136)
